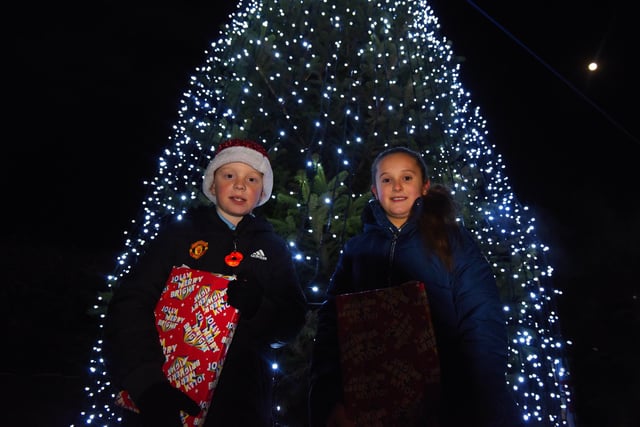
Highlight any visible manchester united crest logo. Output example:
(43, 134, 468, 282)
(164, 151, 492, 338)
(189, 240, 209, 260)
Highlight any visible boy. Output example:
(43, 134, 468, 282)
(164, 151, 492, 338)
(105, 139, 308, 427)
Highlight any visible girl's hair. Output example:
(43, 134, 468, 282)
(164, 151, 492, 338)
(371, 146, 429, 185)
(419, 183, 460, 272)
(371, 146, 460, 271)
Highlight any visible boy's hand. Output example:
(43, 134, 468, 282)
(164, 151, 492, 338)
(136, 382, 200, 427)
(227, 277, 264, 318)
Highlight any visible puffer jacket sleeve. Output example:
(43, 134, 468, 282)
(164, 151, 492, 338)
(307, 241, 354, 427)
(453, 228, 522, 426)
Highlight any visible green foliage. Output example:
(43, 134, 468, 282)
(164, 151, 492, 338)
(272, 310, 318, 425)
(86, 2, 570, 424)
(265, 154, 370, 294)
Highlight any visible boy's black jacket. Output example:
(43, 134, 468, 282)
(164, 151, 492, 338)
(105, 205, 308, 427)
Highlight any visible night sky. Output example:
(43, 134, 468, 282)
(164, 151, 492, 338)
(4, 1, 638, 426)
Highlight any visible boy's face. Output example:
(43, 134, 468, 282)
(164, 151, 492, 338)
(210, 162, 264, 225)
(371, 152, 430, 228)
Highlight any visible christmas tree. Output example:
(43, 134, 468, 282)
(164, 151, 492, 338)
(75, 1, 574, 425)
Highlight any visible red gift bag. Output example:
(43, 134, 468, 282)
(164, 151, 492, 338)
(115, 266, 240, 427)
(336, 281, 441, 427)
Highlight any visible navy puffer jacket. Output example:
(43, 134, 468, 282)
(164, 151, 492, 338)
(309, 198, 523, 427)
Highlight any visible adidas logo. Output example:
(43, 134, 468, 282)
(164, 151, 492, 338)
(250, 249, 267, 261)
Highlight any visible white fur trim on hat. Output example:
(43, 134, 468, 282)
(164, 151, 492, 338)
(202, 139, 273, 207)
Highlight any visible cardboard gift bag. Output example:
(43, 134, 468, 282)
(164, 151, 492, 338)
(336, 281, 441, 427)
(115, 266, 239, 427)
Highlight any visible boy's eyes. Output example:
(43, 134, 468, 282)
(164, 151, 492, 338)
(222, 173, 260, 182)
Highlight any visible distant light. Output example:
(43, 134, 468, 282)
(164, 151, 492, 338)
(588, 62, 598, 72)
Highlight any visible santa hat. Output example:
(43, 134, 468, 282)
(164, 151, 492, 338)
(202, 139, 273, 206)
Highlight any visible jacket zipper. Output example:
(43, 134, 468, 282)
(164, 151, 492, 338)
(388, 226, 399, 285)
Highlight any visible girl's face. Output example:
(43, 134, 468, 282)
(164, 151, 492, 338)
(371, 152, 430, 228)
(210, 162, 264, 226)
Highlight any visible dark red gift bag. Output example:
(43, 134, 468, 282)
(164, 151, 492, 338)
(336, 281, 441, 427)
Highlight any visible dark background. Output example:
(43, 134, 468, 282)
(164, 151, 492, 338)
(4, 1, 638, 426)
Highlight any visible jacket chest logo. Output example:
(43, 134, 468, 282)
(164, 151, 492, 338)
(189, 240, 209, 260)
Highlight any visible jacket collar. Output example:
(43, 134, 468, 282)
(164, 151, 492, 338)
(363, 197, 423, 231)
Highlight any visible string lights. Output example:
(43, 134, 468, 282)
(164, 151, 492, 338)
(74, 1, 574, 425)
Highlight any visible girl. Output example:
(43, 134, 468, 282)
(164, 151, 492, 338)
(309, 146, 523, 427)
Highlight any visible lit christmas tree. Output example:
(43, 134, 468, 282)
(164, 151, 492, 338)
(75, 1, 575, 425)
